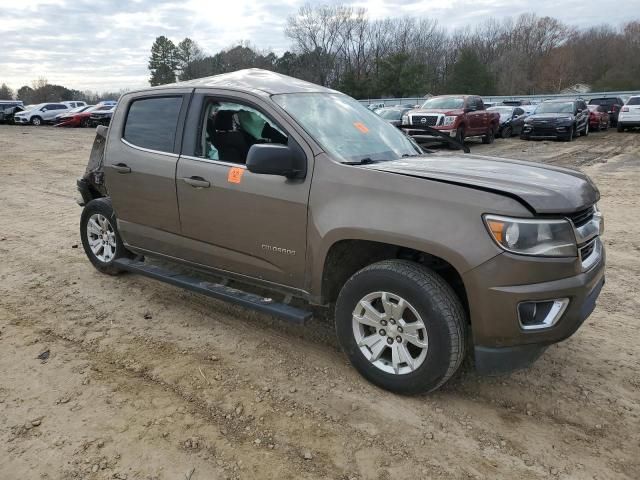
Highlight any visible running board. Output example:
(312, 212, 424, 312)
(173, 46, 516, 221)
(113, 258, 312, 324)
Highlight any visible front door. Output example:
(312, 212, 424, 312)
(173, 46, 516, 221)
(104, 91, 190, 253)
(175, 91, 312, 288)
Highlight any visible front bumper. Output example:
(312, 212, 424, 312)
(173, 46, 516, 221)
(404, 127, 456, 141)
(13, 116, 28, 124)
(463, 239, 605, 374)
(521, 123, 571, 138)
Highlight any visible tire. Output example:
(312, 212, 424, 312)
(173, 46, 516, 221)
(617, 123, 624, 132)
(31, 116, 42, 126)
(81, 118, 90, 128)
(580, 122, 589, 136)
(335, 260, 466, 394)
(482, 126, 495, 144)
(501, 126, 512, 138)
(80, 198, 133, 275)
(563, 126, 574, 142)
(448, 126, 465, 150)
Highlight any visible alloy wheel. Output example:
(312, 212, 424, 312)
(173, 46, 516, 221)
(86, 213, 117, 263)
(352, 291, 428, 375)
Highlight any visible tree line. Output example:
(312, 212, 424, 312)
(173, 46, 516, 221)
(148, 5, 640, 98)
(0, 77, 124, 104)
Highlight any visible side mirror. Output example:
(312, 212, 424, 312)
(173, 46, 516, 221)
(246, 143, 304, 179)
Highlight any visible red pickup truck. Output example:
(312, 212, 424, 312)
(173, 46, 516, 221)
(403, 95, 500, 148)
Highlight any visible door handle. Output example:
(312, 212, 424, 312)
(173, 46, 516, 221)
(112, 163, 131, 174)
(181, 176, 210, 188)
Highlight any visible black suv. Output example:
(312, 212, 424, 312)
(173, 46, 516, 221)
(521, 99, 590, 141)
(588, 97, 624, 126)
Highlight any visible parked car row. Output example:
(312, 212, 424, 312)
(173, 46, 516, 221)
(6, 100, 117, 127)
(374, 94, 640, 148)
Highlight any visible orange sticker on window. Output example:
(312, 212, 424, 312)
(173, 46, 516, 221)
(353, 122, 369, 133)
(228, 167, 244, 184)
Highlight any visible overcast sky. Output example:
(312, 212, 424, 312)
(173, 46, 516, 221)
(1, 0, 638, 93)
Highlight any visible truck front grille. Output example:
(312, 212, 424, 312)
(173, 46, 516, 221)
(580, 239, 596, 260)
(567, 206, 595, 227)
(411, 115, 439, 126)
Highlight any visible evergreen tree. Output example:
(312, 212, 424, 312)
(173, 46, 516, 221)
(148, 36, 178, 85)
(0, 83, 14, 99)
(447, 48, 496, 95)
(176, 38, 204, 80)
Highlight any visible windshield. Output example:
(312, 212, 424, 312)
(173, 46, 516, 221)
(421, 97, 464, 109)
(273, 93, 421, 163)
(377, 109, 404, 120)
(536, 102, 574, 114)
(488, 107, 514, 114)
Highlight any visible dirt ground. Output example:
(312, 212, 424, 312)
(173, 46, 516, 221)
(1, 125, 638, 480)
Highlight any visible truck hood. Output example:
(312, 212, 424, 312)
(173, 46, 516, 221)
(361, 154, 599, 214)
(408, 108, 464, 116)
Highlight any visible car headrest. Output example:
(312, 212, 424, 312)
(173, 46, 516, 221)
(214, 110, 234, 131)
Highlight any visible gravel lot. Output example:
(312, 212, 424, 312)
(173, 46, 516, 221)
(1, 125, 639, 479)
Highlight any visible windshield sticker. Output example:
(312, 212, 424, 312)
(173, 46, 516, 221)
(228, 167, 245, 184)
(353, 122, 369, 133)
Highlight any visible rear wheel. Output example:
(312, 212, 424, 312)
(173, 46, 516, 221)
(335, 260, 466, 394)
(80, 117, 90, 128)
(482, 127, 495, 144)
(617, 123, 625, 132)
(80, 198, 133, 275)
(31, 116, 42, 126)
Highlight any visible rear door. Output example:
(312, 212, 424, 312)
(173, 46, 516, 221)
(465, 97, 484, 135)
(104, 89, 191, 254)
(174, 90, 313, 288)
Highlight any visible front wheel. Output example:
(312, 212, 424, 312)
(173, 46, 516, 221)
(448, 126, 465, 150)
(31, 116, 42, 126)
(80, 198, 132, 275)
(563, 126, 575, 142)
(580, 122, 589, 136)
(335, 260, 466, 394)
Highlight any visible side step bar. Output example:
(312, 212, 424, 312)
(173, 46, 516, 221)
(113, 258, 312, 324)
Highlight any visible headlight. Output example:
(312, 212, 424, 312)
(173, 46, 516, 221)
(402, 114, 409, 125)
(484, 215, 577, 257)
(443, 115, 456, 126)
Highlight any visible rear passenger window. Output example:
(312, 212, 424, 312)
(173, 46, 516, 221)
(124, 96, 183, 153)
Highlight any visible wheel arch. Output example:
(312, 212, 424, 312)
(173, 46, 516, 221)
(314, 238, 469, 319)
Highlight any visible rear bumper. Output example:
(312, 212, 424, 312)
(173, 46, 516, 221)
(619, 120, 640, 128)
(464, 241, 605, 374)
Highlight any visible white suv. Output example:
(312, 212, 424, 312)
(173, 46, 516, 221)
(617, 96, 640, 132)
(13, 103, 70, 125)
(62, 100, 87, 109)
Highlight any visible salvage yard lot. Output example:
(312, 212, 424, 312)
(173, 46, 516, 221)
(0, 125, 638, 479)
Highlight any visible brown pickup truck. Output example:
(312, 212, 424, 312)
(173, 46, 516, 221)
(403, 95, 500, 147)
(77, 69, 605, 394)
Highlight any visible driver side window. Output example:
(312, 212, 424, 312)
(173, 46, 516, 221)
(198, 99, 288, 164)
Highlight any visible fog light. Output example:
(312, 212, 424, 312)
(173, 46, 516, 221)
(518, 299, 569, 330)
